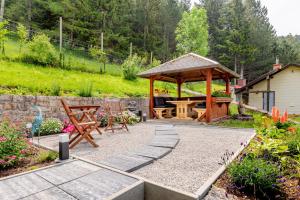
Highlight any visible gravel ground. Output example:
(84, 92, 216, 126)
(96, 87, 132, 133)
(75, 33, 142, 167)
(36, 121, 254, 195)
(36, 123, 155, 160)
(133, 124, 254, 194)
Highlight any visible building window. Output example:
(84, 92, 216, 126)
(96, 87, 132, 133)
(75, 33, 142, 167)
(263, 91, 275, 112)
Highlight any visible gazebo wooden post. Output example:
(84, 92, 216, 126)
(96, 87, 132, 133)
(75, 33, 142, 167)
(206, 69, 213, 123)
(177, 79, 182, 98)
(149, 76, 155, 119)
(225, 75, 230, 95)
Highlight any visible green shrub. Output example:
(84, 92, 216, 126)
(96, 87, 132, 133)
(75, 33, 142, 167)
(287, 140, 300, 155)
(23, 33, 58, 66)
(228, 157, 280, 196)
(78, 81, 93, 97)
(212, 90, 230, 97)
(0, 121, 30, 169)
(35, 150, 58, 163)
(38, 118, 63, 136)
(50, 83, 61, 96)
(122, 54, 141, 80)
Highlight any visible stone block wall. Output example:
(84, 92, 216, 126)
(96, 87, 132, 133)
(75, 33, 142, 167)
(0, 95, 149, 124)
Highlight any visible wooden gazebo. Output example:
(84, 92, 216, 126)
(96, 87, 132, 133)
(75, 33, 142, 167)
(138, 53, 239, 123)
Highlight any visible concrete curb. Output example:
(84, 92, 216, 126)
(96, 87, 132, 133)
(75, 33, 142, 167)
(195, 131, 257, 199)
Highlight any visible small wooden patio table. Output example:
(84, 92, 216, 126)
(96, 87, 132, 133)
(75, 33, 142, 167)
(167, 100, 205, 120)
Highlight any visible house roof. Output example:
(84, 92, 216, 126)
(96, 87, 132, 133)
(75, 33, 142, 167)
(236, 63, 300, 94)
(138, 53, 239, 83)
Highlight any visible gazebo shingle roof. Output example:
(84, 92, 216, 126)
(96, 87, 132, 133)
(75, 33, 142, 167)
(138, 53, 239, 82)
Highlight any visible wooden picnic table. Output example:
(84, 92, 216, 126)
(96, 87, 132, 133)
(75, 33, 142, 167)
(167, 100, 205, 120)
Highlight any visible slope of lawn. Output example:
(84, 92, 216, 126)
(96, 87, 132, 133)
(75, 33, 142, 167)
(0, 60, 149, 97)
(1, 39, 224, 97)
(5, 39, 123, 76)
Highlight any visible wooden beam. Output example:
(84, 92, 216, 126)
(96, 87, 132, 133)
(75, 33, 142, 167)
(177, 79, 183, 98)
(206, 69, 213, 123)
(225, 74, 230, 95)
(149, 77, 154, 119)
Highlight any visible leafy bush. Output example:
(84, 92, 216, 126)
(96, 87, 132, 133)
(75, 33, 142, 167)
(212, 90, 231, 97)
(23, 33, 58, 66)
(229, 157, 280, 196)
(78, 81, 93, 97)
(122, 54, 141, 80)
(35, 150, 58, 163)
(38, 118, 63, 136)
(0, 121, 31, 169)
(287, 140, 300, 155)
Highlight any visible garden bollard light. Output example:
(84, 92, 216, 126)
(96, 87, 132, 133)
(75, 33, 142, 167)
(143, 113, 147, 122)
(138, 110, 143, 122)
(59, 134, 69, 161)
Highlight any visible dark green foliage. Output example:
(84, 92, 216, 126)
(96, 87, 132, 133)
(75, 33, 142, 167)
(212, 90, 230, 97)
(5, 0, 189, 61)
(288, 140, 300, 155)
(229, 157, 280, 196)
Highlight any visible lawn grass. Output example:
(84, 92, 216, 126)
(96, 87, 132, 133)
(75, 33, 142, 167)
(0, 60, 149, 97)
(1, 39, 224, 97)
(213, 104, 263, 128)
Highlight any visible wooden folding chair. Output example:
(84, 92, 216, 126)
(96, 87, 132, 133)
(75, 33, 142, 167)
(61, 99, 102, 149)
(104, 101, 129, 133)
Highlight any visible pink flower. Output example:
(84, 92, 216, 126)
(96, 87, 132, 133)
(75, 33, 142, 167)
(0, 160, 6, 165)
(63, 125, 75, 133)
(10, 155, 17, 160)
(0, 136, 7, 142)
(20, 149, 27, 154)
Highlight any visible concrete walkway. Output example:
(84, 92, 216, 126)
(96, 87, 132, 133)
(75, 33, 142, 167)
(0, 160, 143, 200)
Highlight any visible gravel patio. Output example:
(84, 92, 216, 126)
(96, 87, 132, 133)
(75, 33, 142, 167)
(36, 121, 254, 194)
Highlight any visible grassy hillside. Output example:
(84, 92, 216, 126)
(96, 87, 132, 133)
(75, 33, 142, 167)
(0, 39, 224, 97)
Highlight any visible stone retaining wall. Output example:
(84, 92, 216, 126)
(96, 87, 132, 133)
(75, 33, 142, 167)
(0, 95, 149, 123)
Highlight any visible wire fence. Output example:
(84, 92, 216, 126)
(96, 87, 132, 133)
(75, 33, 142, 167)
(3, 18, 136, 75)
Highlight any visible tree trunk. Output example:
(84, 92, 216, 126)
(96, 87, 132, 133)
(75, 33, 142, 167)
(0, 0, 5, 21)
(27, 0, 32, 39)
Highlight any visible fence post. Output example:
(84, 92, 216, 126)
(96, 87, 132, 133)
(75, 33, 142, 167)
(101, 32, 103, 51)
(129, 42, 132, 57)
(59, 17, 63, 67)
(0, 0, 5, 22)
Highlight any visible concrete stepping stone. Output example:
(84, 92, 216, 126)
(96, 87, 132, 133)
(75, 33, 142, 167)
(35, 160, 100, 185)
(23, 187, 76, 200)
(149, 139, 179, 148)
(153, 135, 179, 140)
(59, 168, 142, 200)
(155, 125, 174, 131)
(133, 146, 172, 159)
(155, 130, 178, 135)
(98, 154, 153, 172)
(0, 173, 53, 200)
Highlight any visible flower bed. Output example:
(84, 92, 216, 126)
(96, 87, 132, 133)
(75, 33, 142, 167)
(0, 120, 58, 178)
(215, 111, 300, 199)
